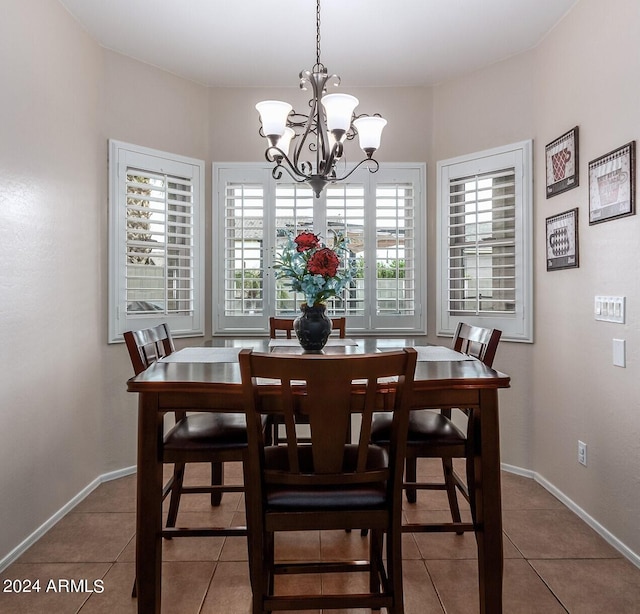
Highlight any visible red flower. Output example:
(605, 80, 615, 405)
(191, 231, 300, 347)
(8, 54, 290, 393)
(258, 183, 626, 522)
(307, 248, 340, 277)
(294, 231, 319, 252)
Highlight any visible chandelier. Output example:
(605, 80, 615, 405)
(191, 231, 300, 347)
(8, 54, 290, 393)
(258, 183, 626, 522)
(255, 0, 387, 198)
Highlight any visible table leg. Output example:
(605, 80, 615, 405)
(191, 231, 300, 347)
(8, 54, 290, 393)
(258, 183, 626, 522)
(135, 393, 164, 614)
(473, 388, 503, 614)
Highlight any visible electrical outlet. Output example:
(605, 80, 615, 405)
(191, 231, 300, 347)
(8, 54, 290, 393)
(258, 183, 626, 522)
(578, 440, 587, 466)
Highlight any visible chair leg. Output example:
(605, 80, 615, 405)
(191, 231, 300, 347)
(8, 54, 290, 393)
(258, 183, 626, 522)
(211, 462, 223, 506)
(405, 457, 417, 503)
(466, 453, 477, 524)
(166, 463, 186, 536)
(442, 458, 463, 535)
(369, 529, 383, 595)
(387, 524, 404, 614)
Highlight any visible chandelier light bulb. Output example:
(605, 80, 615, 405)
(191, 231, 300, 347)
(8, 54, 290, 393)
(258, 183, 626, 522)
(255, 100, 292, 140)
(353, 116, 387, 155)
(321, 93, 359, 137)
(276, 127, 296, 158)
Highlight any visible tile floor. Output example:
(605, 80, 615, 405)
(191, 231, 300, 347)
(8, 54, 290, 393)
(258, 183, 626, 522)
(2, 460, 640, 613)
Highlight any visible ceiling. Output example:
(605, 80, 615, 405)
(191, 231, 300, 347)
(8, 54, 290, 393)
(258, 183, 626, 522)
(58, 0, 579, 88)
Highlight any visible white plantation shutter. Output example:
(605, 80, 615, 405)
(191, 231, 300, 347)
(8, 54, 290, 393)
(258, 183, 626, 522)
(371, 181, 417, 330)
(223, 182, 265, 317)
(437, 141, 533, 342)
(213, 164, 426, 334)
(109, 141, 205, 342)
(446, 168, 516, 315)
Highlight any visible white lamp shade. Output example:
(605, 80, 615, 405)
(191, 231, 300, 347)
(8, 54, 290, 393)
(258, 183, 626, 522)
(353, 116, 387, 151)
(256, 100, 292, 136)
(321, 93, 359, 133)
(276, 127, 295, 157)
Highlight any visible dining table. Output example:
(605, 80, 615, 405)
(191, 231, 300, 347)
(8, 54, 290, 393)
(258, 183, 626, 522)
(126, 336, 511, 614)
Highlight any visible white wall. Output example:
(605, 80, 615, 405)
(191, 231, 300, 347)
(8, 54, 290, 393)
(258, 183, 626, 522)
(432, 0, 640, 556)
(1, 0, 639, 568)
(0, 0, 105, 560)
(431, 50, 538, 471)
(531, 0, 640, 555)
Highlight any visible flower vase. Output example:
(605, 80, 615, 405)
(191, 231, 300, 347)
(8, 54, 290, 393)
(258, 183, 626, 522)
(294, 304, 332, 351)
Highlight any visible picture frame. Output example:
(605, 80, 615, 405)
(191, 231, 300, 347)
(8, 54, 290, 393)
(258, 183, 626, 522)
(588, 141, 636, 224)
(546, 208, 579, 271)
(545, 126, 579, 198)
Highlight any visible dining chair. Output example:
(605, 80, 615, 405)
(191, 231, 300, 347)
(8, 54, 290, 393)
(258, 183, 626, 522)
(370, 322, 502, 533)
(239, 347, 416, 614)
(124, 324, 248, 535)
(269, 315, 347, 445)
(269, 315, 347, 338)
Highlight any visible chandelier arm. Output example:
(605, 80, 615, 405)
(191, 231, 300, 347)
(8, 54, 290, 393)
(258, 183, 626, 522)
(332, 157, 381, 182)
(265, 148, 308, 181)
(271, 163, 309, 184)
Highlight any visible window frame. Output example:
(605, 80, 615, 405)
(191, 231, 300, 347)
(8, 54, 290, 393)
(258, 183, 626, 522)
(212, 162, 426, 335)
(436, 140, 533, 343)
(108, 140, 205, 343)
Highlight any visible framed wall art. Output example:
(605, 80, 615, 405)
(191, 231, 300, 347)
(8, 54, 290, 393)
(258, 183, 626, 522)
(546, 208, 579, 271)
(588, 141, 635, 224)
(545, 126, 579, 198)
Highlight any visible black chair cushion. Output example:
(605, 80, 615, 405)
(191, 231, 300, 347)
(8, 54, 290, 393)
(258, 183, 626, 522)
(370, 410, 465, 447)
(163, 412, 251, 451)
(264, 444, 388, 510)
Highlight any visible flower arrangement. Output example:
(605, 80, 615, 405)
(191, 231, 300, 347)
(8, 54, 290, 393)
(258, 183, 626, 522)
(273, 230, 356, 307)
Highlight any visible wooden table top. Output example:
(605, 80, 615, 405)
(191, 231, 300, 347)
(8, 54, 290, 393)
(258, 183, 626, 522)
(127, 337, 510, 394)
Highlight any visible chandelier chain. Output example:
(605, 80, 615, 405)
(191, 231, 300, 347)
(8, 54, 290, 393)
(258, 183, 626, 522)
(316, 0, 321, 66)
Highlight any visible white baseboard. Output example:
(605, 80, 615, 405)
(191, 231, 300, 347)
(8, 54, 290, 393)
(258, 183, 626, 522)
(501, 462, 640, 569)
(0, 465, 136, 573)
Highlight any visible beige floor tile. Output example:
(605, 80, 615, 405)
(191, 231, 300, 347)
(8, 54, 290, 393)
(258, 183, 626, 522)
(274, 530, 321, 561)
(79, 561, 215, 614)
(7, 469, 640, 614)
(320, 530, 371, 561)
(0, 562, 110, 614)
(413, 456, 453, 479)
(501, 472, 566, 511)
(200, 560, 253, 614)
(17, 513, 135, 564)
(218, 538, 249, 563)
(402, 559, 445, 614)
(116, 514, 226, 563)
(399, 531, 422, 560)
(426, 558, 567, 614)
(73, 474, 137, 514)
(407, 510, 522, 559)
(402, 487, 469, 512)
(503, 509, 621, 559)
(530, 558, 640, 613)
(172, 506, 241, 531)
(165, 490, 244, 515)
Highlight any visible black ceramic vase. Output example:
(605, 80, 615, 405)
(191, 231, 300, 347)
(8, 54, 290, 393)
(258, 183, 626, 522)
(293, 303, 332, 351)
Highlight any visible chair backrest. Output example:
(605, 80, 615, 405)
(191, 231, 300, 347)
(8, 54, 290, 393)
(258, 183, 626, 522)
(269, 317, 294, 339)
(452, 322, 502, 368)
(239, 348, 416, 493)
(124, 323, 175, 375)
(330, 317, 347, 338)
(269, 316, 347, 339)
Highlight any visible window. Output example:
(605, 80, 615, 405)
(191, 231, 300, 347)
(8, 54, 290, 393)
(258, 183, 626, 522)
(108, 140, 205, 343)
(437, 141, 533, 342)
(213, 163, 425, 334)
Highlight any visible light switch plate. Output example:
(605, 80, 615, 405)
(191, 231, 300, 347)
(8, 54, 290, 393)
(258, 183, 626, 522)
(613, 338, 626, 367)
(595, 296, 625, 323)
